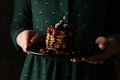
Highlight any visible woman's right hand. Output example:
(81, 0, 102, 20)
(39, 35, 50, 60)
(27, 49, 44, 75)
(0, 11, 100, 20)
(16, 30, 42, 53)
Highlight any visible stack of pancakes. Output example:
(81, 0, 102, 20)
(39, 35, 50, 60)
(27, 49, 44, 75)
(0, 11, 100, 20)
(46, 21, 74, 55)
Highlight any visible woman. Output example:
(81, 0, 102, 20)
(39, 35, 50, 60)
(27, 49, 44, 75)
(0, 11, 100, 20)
(10, 0, 120, 80)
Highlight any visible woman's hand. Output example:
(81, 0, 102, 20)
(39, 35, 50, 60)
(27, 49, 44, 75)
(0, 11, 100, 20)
(70, 36, 120, 64)
(16, 30, 42, 53)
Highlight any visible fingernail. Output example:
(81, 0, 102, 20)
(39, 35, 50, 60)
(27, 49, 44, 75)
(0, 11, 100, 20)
(27, 41, 31, 46)
(30, 39, 33, 42)
(82, 57, 85, 61)
(70, 59, 73, 61)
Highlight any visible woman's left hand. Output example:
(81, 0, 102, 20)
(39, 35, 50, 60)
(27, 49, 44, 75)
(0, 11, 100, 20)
(70, 36, 120, 64)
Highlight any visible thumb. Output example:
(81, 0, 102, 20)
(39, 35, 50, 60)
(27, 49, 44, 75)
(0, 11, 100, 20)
(95, 36, 108, 50)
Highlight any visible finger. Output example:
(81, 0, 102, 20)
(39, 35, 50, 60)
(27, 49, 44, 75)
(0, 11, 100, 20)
(70, 58, 82, 63)
(70, 58, 77, 63)
(98, 44, 106, 50)
(22, 39, 31, 53)
(95, 36, 108, 50)
(81, 57, 93, 63)
(21, 30, 35, 47)
(84, 59, 98, 64)
(95, 36, 107, 44)
(27, 30, 36, 39)
(86, 55, 105, 64)
(24, 31, 34, 51)
(82, 56, 101, 64)
(81, 57, 85, 61)
(29, 33, 42, 46)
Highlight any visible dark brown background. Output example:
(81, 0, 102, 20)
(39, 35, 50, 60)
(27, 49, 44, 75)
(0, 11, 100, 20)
(0, 0, 120, 80)
(0, 0, 26, 80)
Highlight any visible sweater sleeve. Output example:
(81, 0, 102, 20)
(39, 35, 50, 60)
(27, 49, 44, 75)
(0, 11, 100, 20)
(107, 34, 120, 60)
(10, 0, 32, 50)
(107, 0, 120, 60)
